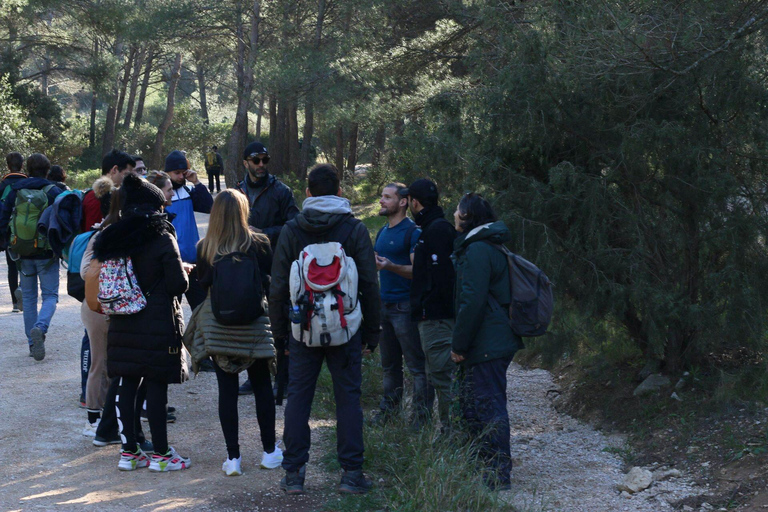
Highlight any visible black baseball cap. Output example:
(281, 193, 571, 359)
(401, 178, 438, 203)
(243, 141, 268, 159)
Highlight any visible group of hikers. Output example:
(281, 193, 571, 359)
(0, 141, 530, 494)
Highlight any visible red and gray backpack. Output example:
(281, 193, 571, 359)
(288, 218, 361, 347)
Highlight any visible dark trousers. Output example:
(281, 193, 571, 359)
(185, 268, 206, 311)
(5, 250, 18, 305)
(459, 355, 513, 486)
(283, 332, 364, 472)
(214, 358, 275, 459)
(97, 377, 147, 441)
(208, 170, 221, 193)
(81, 330, 90, 399)
(117, 376, 168, 454)
(379, 301, 433, 421)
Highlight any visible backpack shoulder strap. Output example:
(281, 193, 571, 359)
(403, 223, 417, 255)
(480, 240, 516, 310)
(331, 216, 357, 246)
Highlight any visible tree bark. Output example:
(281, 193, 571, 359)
(371, 124, 386, 168)
(101, 104, 118, 157)
(271, 97, 288, 175)
(256, 92, 264, 138)
(89, 91, 97, 148)
(288, 101, 300, 177)
(269, 94, 277, 141)
(195, 53, 209, 124)
(225, 0, 260, 187)
(134, 48, 155, 126)
(335, 124, 344, 178)
(299, 0, 325, 180)
(150, 53, 183, 169)
(347, 121, 359, 176)
(115, 46, 136, 129)
(123, 47, 145, 129)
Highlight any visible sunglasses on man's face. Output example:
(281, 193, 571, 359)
(249, 155, 270, 164)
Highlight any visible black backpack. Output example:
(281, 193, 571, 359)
(210, 252, 264, 325)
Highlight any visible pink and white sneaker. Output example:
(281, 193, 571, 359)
(149, 446, 191, 472)
(117, 449, 150, 471)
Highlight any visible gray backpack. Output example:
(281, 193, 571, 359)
(485, 242, 554, 337)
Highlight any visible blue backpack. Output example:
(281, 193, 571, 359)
(66, 230, 96, 302)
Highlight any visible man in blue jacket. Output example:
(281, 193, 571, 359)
(0, 153, 64, 360)
(164, 150, 213, 310)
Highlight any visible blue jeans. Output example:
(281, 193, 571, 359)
(18, 258, 59, 345)
(379, 301, 433, 421)
(459, 355, 513, 486)
(283, 332, 364, 472)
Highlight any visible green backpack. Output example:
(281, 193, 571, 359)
(9, 184, 56, 258)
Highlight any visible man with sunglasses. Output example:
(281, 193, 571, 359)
(235, 141, 299, 396)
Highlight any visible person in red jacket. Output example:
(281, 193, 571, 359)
(82, 150, 135, 231)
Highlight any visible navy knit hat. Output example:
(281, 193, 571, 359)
(164, 150, 189, 172)
(243, 141, 268, 160)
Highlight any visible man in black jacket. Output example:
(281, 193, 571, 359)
(269, 164, 380, 495)
(405, 178, 457, 432)
(235, 141, 299, 396)
(1, 152, 27, 312)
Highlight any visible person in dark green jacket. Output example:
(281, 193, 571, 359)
(450, 193, 522, 491)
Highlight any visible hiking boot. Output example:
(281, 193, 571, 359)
(30, 327, 45, 361)
(13, 288, 22, 312)
(118, 448, 150, 471)
(280, 466, 306, 495)
(338, 469, 372, 494)
(260, 440, 283, 469)
(93, 434, 122, 447)
(149, 446, 191, 472)
(11, 304, 19, 313)
(238, 379, 253, 395)
(222, 456, 242, 476)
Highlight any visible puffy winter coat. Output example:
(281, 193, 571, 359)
(92, 213, 189, 383)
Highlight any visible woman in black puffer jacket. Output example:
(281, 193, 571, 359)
(92, 173, 190, 472)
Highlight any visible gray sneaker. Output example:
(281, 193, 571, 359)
(30, 327, 45, 361)
(13, 288, 22, 312)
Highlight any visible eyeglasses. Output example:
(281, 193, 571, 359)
(248, 155, 270, 164)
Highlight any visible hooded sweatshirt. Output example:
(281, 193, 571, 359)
(268, 195, 381, 348)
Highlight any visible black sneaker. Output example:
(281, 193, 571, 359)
(338, 469, 372, 494)
(30, 327, 45, 361)
(14, 288, 22, 312)
(93, 434, 121, 447)
(280, 466, 306, 495)
(238, 379, 253, 395)
(141, 410, 176, 423)
(167, 406, 176, 413)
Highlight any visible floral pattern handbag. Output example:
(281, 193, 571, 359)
(97, 257, 147, 315)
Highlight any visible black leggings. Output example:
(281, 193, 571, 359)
(117, 377, 168, 454)
(214, 358, 275, 459)
(6, 250, 18, 304)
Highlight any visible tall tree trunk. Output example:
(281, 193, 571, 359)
(150, 53, 183, 168)
(101, 104, 118, 157)
(271, 97, 288, 175)
(195, 53, 209, 124)
(134, 48, 155, 126)
(41, 51, 50, 96)
(288, 101, 300, 177)
(300, 0, 326, 180)
(115, 46, 136, 129)
(256, 92, 264, 138)
(335, 124, 344, 178)
(123, 47, 145, 129)
(89, 91, 97, 148)
(268, 94, 277, 140)
(225, 0, 260, 187)
(347, 122, 359, 176)
(371, 124, 386, 168)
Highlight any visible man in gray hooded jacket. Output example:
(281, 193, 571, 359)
(269, 164, 380, 495)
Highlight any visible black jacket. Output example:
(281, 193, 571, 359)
(235, 173, 299, 248)
(93, 213, 189, 383)
(268, 195, 381, 348)
(410, 206, 457, 321)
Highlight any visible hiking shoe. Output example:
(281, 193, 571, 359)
(149, 446, 191, 472)
(260, 440, 283, 469)
(30, 327, 45, 361)
(28, 346, 33, 357)
(79, 394, 86, 408)
(82, 420, 99, 437)
(280, 466, 306, 495)
(167, 406, 176, 413)
(139, 438, 154, 455)
(141, 410, 176, 423)
(338, 469, 372, 494)
(238, 379, 253, 395)
(118, 449, 150, 471)
(12, 305, 19, 313)
(222, 456, 242, 476)
(93, 434, 122, 447)
(13, 288, 22, 311)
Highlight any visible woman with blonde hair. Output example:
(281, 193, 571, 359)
(194, 189, 282, 476)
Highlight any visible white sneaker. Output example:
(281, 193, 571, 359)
(118, 449, 151, 471)
(260, 440, 283, 469)
(82, 420, 99, 437)
(222, 456, 242, 476)
(149, 446, 191, 472)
